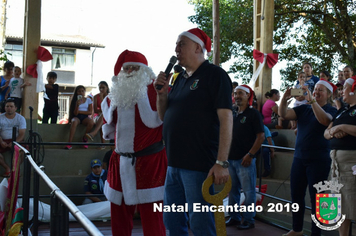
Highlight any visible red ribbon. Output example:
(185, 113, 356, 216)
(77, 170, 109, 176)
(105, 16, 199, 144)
(26, 46, 53, 78)
(26, 64, 38, 78)
(253, 49, 278, 68)
(37, 46, 53, 62)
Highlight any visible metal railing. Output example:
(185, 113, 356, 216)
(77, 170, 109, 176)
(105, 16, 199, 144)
(257, 144, 307, 206)
(16, 142, 104, 236)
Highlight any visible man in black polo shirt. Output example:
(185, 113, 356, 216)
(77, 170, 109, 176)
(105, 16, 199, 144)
(154, 28, 233, 236)
(225, 85, 264, 230)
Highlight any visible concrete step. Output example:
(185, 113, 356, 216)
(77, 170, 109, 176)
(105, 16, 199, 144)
(40, 148, 109, 175)
(35, 123, 106, 145)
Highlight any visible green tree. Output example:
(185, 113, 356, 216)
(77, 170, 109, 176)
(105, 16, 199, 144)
(188, 0, 356, 89)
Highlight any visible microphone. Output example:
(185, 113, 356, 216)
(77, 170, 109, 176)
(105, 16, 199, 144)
(29, 106, 34, 111)
(156, 56, 177, 90)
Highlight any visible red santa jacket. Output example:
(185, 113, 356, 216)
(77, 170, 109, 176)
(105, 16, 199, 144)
(101, 83, 167, 205)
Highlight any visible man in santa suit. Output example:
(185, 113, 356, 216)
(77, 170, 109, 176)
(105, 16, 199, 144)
(101, 50, 167, 236)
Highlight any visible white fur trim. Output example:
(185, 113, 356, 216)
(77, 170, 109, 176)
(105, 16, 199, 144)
(345, 78, 355, 85)
(316, 80, 333, 92)
(104, 180, 123, 205)
(122, 62, 148, 68)
(135, 186, 165, 204)
(102, 124, 115, 140)
(120, 156, 138, 205)
(235, 86, 250, 93)
(104, 172, 165, 206)
(180, 32, 204, 49)
(137, 95, 163, 128)
(116, 107, 135, 152)
(179, 31, 207, 55)
(101, 96, 114, 124)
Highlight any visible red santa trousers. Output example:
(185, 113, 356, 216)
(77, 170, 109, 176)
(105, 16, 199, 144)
(111, 200, 165, 236)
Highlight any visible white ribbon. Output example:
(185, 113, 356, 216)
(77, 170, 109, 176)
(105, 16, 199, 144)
(249, 53, 267, 88)
(36, 60, 49, 99)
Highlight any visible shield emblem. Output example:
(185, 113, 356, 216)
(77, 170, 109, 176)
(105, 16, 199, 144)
(190, 79, 199, 90)
(315, 193, 342, 225)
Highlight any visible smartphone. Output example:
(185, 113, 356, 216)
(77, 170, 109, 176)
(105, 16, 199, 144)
(291, 89, 303, 97)
(77, 95, 83, 100)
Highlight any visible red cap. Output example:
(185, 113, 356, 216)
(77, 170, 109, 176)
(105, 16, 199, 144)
(114, 50, 148, 76)
(179, 28, 212, 56)
(315, 79, 337, 93)
(236, 85, 254, 106)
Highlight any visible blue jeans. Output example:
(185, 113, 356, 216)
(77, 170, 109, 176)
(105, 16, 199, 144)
(163, 167, 216, 236)
(228, 158, 256, 224)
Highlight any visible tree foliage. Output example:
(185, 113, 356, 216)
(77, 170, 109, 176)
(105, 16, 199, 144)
(188, 0, 356, 89)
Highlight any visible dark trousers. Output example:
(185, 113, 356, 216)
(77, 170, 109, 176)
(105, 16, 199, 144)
(290, 157, 331, 236)
(42, 109, 58, 124)
(262, 147, 271, 171)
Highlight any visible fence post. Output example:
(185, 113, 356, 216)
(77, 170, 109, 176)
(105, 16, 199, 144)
(50, 194, 59, 236)
(60, 202, 69, 236)
(33, 134, 40, 235)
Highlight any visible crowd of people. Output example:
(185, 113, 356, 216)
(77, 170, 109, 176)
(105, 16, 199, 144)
(1, 27, 355, 236)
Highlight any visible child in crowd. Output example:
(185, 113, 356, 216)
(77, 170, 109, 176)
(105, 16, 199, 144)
(291, 72, 308, 130)
(293, 71, 308, 107)
(83, 159, 107, 204)
(261, 125, 276, 177)
(43, 72, 59, 124)
(65, 85, 94, 150)
(334, 82, 347, 110)
(5, 66, 31, 112)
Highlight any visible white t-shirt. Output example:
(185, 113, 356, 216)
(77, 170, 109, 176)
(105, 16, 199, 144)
(78, 97, 93, 112)
(9, 77, 24, 98)
(0, 113, 26, 139)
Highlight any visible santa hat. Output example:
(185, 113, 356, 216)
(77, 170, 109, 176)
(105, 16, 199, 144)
(114, 50, 148, 76)
(235, 85, 254, 107)
(345, 75, 356, 94)
(315, 79, 337, 93)
(179, 28, 212, 57)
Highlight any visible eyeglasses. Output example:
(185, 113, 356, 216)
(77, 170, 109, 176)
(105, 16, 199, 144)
(123, 65, 140, 72)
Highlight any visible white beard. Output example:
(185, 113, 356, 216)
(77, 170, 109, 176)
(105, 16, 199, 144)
(108, 66, 155, 109)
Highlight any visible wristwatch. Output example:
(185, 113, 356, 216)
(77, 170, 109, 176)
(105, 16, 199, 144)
(216, 160, 229, 168)
(247, 152, 255, 157)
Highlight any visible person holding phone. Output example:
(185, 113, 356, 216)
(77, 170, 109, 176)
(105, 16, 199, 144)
(65, 85, 94, 150)
(279, 79, 337, 236)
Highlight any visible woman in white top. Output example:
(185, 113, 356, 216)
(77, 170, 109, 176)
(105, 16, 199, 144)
(65, 85, 94, 149)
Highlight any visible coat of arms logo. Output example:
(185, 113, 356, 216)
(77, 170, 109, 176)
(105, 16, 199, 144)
(190, 79, 199, 90)
(311, 180, 346, 230)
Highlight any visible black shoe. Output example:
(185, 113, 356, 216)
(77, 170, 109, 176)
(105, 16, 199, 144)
(262, 170, 270, 177)
(225, 217, 241, 226)
(237, 221, 255, 230)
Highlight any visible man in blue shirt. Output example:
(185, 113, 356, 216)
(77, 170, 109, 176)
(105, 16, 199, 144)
(83, 159, 107, 204)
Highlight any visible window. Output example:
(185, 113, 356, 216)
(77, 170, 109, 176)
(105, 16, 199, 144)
(52, 48, 75, 70)
(4, 44, 23, 68)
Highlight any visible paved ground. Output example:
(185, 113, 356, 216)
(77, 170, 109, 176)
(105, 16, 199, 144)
(37, 218, 289, 236)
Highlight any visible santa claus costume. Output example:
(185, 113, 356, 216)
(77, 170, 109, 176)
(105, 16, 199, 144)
(102, 50, 167, 236)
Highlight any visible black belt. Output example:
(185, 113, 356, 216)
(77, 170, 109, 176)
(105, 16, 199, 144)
(118, 140, 165, 165)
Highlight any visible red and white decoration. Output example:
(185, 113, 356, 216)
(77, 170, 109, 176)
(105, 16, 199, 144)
(179, 28, 212, 57)
(249, 49, 279, 87)
(26, 46, 53, 95)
